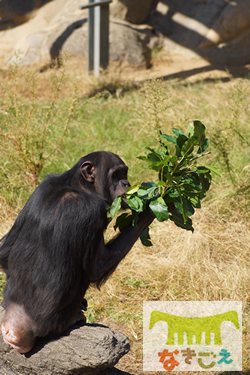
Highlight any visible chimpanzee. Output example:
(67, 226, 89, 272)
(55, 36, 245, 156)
(0, 151, 155, 354)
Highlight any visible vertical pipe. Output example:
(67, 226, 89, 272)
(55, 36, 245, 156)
(100, 3, 109, 70)
(87, 0, 111, 75)
(94, 0, 100, 76)
(88, 0, 95, 73)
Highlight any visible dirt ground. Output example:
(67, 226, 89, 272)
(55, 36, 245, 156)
(111, 51, 250, 84)
(1, 49, 249, 97)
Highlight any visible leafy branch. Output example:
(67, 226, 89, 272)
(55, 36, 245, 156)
(109, 121, 221, 246)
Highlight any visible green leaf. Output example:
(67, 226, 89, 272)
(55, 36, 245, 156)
(109, 196, 122, 218)
(187, 125, 194, 137)
(145, 147, 164, 160)
(146, 152, 161, 162)
(169, 209, 194, 232)
(140, 227, 152, 247)
(195, 166, 210, 174)
(169, 155, 178, 165)
(189, 196, 201, 208)
(158, 181, 167, 187)
(171, 128, 188, 138)
(126, 185, 140, 195)
(204, 163, 222, 176)
(193, 120, 209, 153)
(169, 189, 179, 198)
(171, 128, 189, 156)
(181, 137, 197, 156)
(199, 173, 211, 192)
(146, 187, 158, 198)
(181, 183, 200, 193)
(127, 196, 144, 212)
(160, 134, 177, 145)
(183, 175, 202, 190)
(149, 197, 169, 222)
(176, 186, 188, 222)
(148, 161, 166, 172)
(137, 155, 150, 162)
(141, 181, 158, 188)
(161, 170, 173, 184)
(202, 138, 210, 152)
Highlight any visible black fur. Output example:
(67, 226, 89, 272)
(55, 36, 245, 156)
(0, 151, 154, 339)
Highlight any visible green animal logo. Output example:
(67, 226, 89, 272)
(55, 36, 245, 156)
(149, 310, 239, 345)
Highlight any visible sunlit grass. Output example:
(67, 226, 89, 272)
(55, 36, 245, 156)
(0, 63, 249, 373)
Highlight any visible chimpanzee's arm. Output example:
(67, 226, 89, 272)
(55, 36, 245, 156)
(89, 208, 155, 284)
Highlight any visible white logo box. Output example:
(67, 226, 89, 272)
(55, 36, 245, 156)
(143, 301, 242, 371)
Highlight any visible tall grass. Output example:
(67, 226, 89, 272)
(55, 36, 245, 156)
(0, 54, 79, 207)
(0, 63, 249, 373)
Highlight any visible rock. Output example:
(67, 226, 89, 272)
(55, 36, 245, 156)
(0, 0, 71, 62)
(149, 0, 227, 49)
(148, 0, 250, 65)
(109, 21, 153, 68)
(201, 28, 250, 65)
(0, 306, 130, 375)
(200, 0, 250, 48)
(56, 20, 155, 68)
(0, 0, 52, 23)
(110, 0, 155, 24)
(1, 0, 250, 68)
(3, 0, 89, 66)
(0, 0, 156, 68)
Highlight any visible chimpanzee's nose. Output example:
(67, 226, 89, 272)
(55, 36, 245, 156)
(122, 180, 130, 188)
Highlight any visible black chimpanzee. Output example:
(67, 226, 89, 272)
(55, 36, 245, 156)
(0, 151, 155, 353)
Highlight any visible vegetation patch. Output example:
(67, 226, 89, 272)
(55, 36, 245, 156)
(0, 61, 249, 373)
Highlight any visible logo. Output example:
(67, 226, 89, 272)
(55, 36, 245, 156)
(143, 301, 242, 371)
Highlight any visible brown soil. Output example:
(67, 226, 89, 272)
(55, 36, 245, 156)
(1, 51, 249, 101)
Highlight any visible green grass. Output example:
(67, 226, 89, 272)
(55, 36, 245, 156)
(0, 64, 249, 373)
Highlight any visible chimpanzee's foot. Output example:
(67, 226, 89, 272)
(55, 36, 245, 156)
(70, 309, 86, 326)
(1, 304, 35, 353)
(70, 298, 87, 325)
(80, 298, 88, 311)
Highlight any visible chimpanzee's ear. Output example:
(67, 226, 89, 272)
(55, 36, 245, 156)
(80, 162, 96, 183)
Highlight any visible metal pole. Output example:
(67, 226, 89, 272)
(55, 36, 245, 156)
(94, 1, 100, 76)
(88, 0, 95, 72)
(99, 2, 109, 71)
(82, 0, 112, 76)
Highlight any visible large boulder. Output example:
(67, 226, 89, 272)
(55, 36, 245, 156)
(61, 20, 154, 68)
(0, 0, 52, 23)
(200, 28, 250, 65)
(0, 0, 70, 64)
(199, 0, 250, 48)
(0, 0, 250, 68)
(148, 0, 250, 65)
(0, 306, 130, 375)
(110, 0, 155, 24)
(2, 0, 156, 68)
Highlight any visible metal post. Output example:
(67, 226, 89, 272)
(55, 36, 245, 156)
(88, 0, 95, 72)
(99, 2, 109, 71)
(94, 1, 100, 76)
(81, 0, 112, 76)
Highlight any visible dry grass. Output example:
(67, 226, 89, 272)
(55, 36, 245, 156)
(86, 194, 250, 373)
(0, 56, 249, 374)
